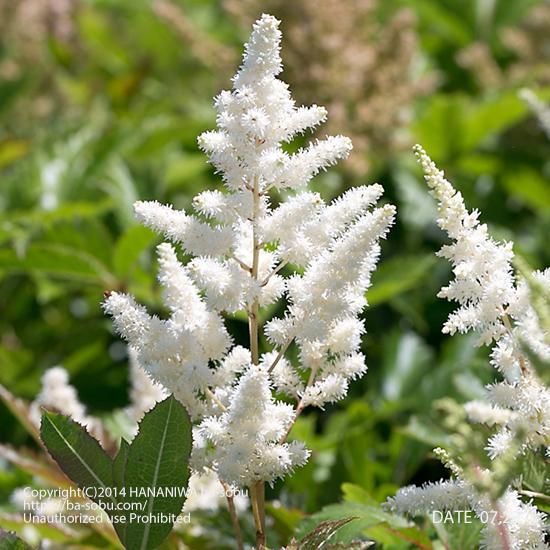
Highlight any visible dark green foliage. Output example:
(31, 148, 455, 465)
(0, 529, 33, 550)
(40, 396, 192, 549)
(120, 396, 192, 549)
(40, 412, 115, 510)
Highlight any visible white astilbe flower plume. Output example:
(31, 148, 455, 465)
(386, 482, 548, 550)
(104, 14, 394, 488)
(386, 146, 550, 550)
(413, 144, 516, 346)
(414, 145, 550, 454)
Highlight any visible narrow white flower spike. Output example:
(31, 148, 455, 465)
(104, 13, 394, 487)
(387, 146, 550, 550)
(413, 145, 550, 454)
(413, 144, 516, 346)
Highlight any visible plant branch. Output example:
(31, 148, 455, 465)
(502, 312, 529, 375)
(519, 489, 550, 502)
(279, 363, 319, 444)
(205, 388, 227, 412)
(249, 175, 261, 367)
(250, 480, 266, 549)
(260, 260, 288, 287)
(267, 335, 295, 374)
(232, 255, 252, 273)
(247, 172, 267, 548)
(221, 481, 244, 550)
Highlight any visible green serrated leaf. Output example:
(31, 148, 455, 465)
(40, 411, 115, 511)
(113, 439, 129, 490)
(342, 484, 377, 506)
(433, 516, 482, 550)
(296, 517, 363, 550)
(122, 395, 192, 550)
(365, 523, 434, 549)
(519, 452, 550, 493)
(296, 501, 410, 545)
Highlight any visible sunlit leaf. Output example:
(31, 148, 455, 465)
(120, 395, 192, 549)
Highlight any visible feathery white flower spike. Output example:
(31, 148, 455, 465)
(387, 146, 550, 550)
(104, 13, 394, 490)
(413, 145, 550, 455)
(413, 144, 516, 346)
(386, 483, 549, 550)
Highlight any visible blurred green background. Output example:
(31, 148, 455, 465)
(1, 0, 549, 547)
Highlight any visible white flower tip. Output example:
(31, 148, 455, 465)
(413, 144, 433, 171)
(412, 143, 425, 156)
(313, 104, 328, 121)
(370, 182, 384, 195)
(239, 13, 282, 77)
(255, 13, 281, 32)
(518, 88, 535, 103)
(381, 203, 397, 224)
(133, 200, 163, 223)
(102, 290, 123, 312)
(412, 144, 448, 193)
(42, 366, 69, 386)
(336, 135, 353, 154)
(133, 200, 147, 216)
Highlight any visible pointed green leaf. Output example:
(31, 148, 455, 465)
(122, 395, 192, 550)
(365, 524, 434, 549)
(296, 517, 363, 550)
(296, 501, 410, 545)
(40, 411, 114, 511)
(0, 243, 115, 286)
